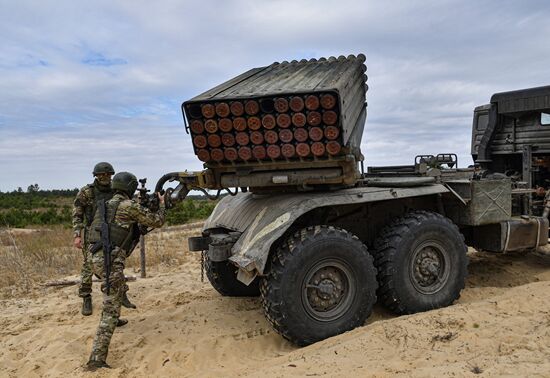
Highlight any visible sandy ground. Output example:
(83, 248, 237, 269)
(1, 226, 550, 377)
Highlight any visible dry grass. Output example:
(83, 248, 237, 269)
(0, 226, 78, 298)
(125, 224, 201, 270)
(0, 223, 203, 299)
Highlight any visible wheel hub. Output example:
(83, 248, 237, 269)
(318, 279, 337, 297)
(416, 248, 441, 284)
(410, 242, 449, 294)
(307, 269, 344, 309)
(302, 260, 354, 322)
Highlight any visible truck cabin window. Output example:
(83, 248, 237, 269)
(542, 112, 550, 125)
(476, 113, 489, 130)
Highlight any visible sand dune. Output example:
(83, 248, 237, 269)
(1, 227, 550, 377)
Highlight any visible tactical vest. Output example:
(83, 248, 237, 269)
(84, 183, 113, 227)
(82, 184, 113, 244)
(88, 196, 135, 252)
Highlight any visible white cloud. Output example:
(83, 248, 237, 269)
(1, 0, 550, 190)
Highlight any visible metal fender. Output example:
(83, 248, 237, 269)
(203, 184, 450, 280)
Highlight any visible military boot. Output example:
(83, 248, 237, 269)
(121, 292, 137, 309)
(117, 318, 128, 327)
(81, 296, 92, 316)
(85, 360, 111, 371)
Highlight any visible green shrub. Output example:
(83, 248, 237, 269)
(0, 187, 215, 227)
(166, 198, 216, 225)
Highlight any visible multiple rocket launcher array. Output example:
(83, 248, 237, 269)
(182, 54, 368, 189)
(186, 92, 344, 163)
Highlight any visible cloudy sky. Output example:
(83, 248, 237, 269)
(1, 0, 549, 191)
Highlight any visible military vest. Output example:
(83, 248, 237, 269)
(88, 196, 135, 252)
(84, 183, 113, 227)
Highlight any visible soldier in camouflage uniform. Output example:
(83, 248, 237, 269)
(85, 172, 165, 370)
(73, 162, 115, 315)
(73, 162, 137, 316)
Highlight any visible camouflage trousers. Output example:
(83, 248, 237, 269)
(87, 246, 127, 363)
(79, 243, 129, 298)
(78, 245, 93, 298)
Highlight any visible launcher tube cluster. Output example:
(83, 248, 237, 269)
(187, 93, 343, 164)
(182, 54, 368, 190)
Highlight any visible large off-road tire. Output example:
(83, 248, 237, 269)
(205, 255, 260, 297)
(260, 225, 378, 346)
(373, 210, 468, 315)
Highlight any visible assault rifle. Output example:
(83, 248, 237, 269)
(97, 199, 112, 295)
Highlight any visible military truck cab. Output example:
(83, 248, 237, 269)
(472, 85, 550, 216)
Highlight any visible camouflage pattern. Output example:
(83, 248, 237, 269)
(87, 245, 125, 362)
(72, 180, 113, 298)
(88, 192, 165, 364)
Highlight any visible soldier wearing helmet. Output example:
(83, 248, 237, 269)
(85, 171, 165, 370)
(72, 162, 136, 316)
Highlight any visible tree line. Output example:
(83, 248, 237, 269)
(0, 184, 216, 228)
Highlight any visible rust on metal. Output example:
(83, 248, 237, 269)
(248, 116, 261, 130)
(252, 145, 266, 160)
(324, 126, 340, 140)
(201, 103, 216, 118)
(197, 149, 210, 162)
(207, 134, 222, 148)
(245, 100, 260, 115)
(276, 113, 291, 128)
(193, 135, 207, 149)
(305, 95, 320, 111)
(289, 96, 305, 112)
(281, 143, 295, 158)
(219, 118, 233, 132)
(262, 114, 276, 129)
(250, 131, 264, 145)
(274, 97, 289, 113)
(215, 102, 230, 117)
(296, 143, 311, 157)
(238, 146, 252, 161)
(233, 117, 247, 131)
(279, 129, 293, 143)
(221, 133, 235, 147)
(264, 130, 278, 144)
(294, 128, 308, 142)
(210, 148, 224, 161)
(230, 101, 244, 116)
(224, 148, 238, 161)
(326, 141, 342, 155)
(204, 119, 218, 133)
(307, 111, 322, 126)
(322, 110, 338, 125)
(235, 132, 250, 146)
(311, 142, 326, 156)
(183, 55, 368, 183)
(190, 120, 204, 134)
(320, 93, 336, 109)
(309, 127, 324, 142)
(267, 144, 281, 159)
(291, 112, 306, 127)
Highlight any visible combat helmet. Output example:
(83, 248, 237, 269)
(93, 162, 115, 176)
(111, 172, 138, 197)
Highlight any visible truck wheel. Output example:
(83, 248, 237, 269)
(205, 255, 260, 297)
(260, 225, 377, 346)
(373, 210, 468, 314)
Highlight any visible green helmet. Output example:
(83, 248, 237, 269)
(93, 162, 115, 176)
(111, 172, 138, 197)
